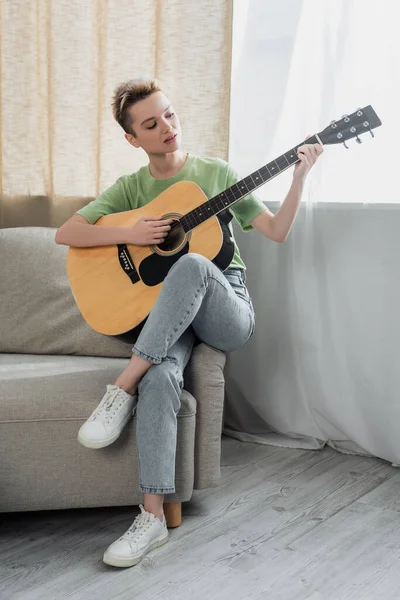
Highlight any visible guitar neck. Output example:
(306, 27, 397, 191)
(180, 134, 321, 233)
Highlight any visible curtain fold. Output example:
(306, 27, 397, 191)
(0, 0, 233, 227)
(224, 203, 400, 465)
(225, 0, 400, 464)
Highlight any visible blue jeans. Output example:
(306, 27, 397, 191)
(132, 253, 255, 494)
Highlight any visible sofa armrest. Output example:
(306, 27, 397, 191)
(183, 342, 226, 489)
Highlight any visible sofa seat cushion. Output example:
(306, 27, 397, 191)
(0, 354, 196, 422)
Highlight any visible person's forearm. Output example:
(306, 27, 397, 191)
(55, 222, 131, 247)
(271, 175, 305, 242)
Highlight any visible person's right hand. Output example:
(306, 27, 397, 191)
(126, 216, 172, 246)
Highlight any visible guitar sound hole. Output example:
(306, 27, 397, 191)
(157, 220, 186, 253)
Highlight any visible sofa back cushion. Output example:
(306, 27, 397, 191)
(0, 227, 132, 357)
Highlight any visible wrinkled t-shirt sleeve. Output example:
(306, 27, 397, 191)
(225, 164, 266, 231)
(76, 177, 131, 224)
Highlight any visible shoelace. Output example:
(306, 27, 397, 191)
(124, 506, 155, 540)
(93, 389, 128, 423)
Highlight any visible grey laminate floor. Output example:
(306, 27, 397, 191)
(2, 437, 400, 600)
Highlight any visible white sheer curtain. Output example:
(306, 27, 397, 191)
(225, 0, 400, 465)
(230, 0, 399, 205)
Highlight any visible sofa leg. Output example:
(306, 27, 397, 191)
(164, 501, 182, 528)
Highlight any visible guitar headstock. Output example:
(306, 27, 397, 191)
(317, 106, 382, 148)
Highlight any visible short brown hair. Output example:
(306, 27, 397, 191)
(111, 79, 162, 135)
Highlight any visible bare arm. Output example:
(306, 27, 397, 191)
(55, 214, 130, 247)
(250, 177, 304, 243)
(251, 142, 323, 243)
(55, 214, 172, 248)
(250, 208, 283, 243)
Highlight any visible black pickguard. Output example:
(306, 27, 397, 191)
(138, 243, 189, 286)
(212, 210, 235, 271)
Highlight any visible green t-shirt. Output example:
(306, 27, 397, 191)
(76, 154, 266, 270)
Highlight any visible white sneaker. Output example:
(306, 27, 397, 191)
(77, 384, 137, 449)
(103, 505, 169, 568)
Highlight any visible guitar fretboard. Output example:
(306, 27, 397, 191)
(180, 134, 318, 232)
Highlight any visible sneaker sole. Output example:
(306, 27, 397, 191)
(77, 410, 134, 449)
(103, 531, 169, 568)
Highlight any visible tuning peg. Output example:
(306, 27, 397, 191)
(337, 132, 348, 147)
(330, 120, 337, 129)
(369, 128, 375, 138)
(342, 114, 350, 123)
(356, 135, 362, 144)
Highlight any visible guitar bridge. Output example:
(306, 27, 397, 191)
(117, 244, 140, 284)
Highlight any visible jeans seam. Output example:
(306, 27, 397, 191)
(165, 284, 205, 346)
(140, 486, 175, 494)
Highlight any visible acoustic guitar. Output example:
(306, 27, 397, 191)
(66, 106, 381, 343)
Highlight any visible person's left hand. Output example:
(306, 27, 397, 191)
(294, 136, 324, 180)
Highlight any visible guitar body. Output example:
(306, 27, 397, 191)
(66, 181, 232, 340)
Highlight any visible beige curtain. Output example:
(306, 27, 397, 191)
(0, 0, 233, 227)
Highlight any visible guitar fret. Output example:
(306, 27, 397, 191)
(286, 149, 298, 163)
(208, 199, 218, 214)
(237, 181, 249, 194)
(187, 215, 197, 228)
(242, 177, 253, 192)
(216, 195, 226, 210)
(232, 183, 241, 199)
(225, 188, 236, 203)
(221, 191, 231, 207)
(252, 171, 263, 185)
(208, 198, 220, 215)
(275, 156, 287, 170)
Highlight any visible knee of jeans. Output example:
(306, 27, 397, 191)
(171, 253, 211, 278)
(138, 360, 183, 410)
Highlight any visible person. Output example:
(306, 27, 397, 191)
(55, 78, 323, 568)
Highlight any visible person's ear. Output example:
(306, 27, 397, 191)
(125, 133, 140, 148)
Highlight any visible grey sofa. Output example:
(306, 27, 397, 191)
(0, 227, 226, 525)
